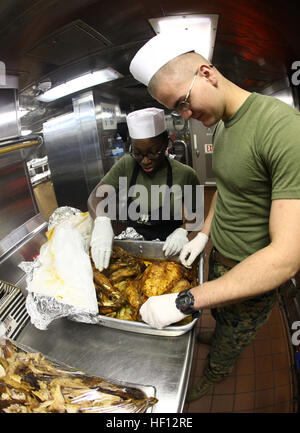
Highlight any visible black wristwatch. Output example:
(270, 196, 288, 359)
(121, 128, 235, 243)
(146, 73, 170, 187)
(175, 289, 196, 315)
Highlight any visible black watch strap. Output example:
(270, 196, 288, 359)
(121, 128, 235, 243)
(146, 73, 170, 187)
(175, 288, 195, 315)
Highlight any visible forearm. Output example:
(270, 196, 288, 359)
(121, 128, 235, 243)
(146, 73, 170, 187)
(87, 182, 106, 220)
(180, 204, 196, 240)
(181, 219, 197, 241)
(201, 190, 218, 237)
(182, 190, 218, 239)
(190, 243, 299, 310)
(87, 185, 98, 220)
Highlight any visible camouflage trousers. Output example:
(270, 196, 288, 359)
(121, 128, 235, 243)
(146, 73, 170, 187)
(203, 255, 278, 383)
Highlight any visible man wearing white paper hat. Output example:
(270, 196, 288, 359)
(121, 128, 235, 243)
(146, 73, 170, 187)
(88, 106, 201, 271)
(130, 31, 300, 402)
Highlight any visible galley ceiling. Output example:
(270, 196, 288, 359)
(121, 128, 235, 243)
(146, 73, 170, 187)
(0, 0, 299, 126)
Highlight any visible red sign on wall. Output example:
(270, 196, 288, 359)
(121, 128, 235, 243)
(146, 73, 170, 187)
(204, 144, 213, 154)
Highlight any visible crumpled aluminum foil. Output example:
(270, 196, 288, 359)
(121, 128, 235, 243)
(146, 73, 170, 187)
(19, 206, 98, 330)
(114, 227, 161, 242)
(114, 227, 144, 240)
(25, 292, 99, 330)
(48, 206, 82, 230)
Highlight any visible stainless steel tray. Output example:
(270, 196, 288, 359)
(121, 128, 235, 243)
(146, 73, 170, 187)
(95, 239, 203, 337)
(1, 337, 157, 413)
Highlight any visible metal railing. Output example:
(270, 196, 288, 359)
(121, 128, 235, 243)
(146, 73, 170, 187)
(0, 135, 43, 155)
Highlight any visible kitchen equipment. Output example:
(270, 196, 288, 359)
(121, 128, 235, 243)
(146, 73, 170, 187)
(0, 280, 29, 339)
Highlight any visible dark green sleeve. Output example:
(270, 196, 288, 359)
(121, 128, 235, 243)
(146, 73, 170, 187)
(257, 104, 300, 199)
(176, 162, 201, 215)
(189, 169, 201, 213)
(101, 155, 128, 191)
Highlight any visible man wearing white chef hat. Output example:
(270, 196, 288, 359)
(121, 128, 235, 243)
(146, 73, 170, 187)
(130, 31, 300, 402)
(88, 106, 200, 271)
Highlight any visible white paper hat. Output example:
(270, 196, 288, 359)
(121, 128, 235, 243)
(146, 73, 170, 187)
(126, 108, 166, 139)
(130, 31, 199, 86)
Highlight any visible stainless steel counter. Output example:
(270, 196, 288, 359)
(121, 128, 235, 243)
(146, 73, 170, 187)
(1, 216, 196, 413)
(16, 316, 195, 413)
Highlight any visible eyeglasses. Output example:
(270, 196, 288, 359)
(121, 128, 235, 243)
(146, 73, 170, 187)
(130, 149, 164, 161)
(176, 69, 199, 113)
(176, 65, 213, 113)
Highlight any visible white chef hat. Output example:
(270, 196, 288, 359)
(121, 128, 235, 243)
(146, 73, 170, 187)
(130, 31, 200, 86)
(126, 107, 166, 139)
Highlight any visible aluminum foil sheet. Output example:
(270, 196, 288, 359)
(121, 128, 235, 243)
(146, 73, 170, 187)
(25, 292, 74, 330)
(20, 255, 99, 331)
(19, 206, 98, 330)
(48, 206, 82, 230)
(114, 227, 144, 240)
(114, 227, 161, 242)
(25, 292, 99, 330)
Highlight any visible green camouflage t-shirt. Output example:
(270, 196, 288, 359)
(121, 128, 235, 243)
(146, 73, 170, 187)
(211, 92, 300, 261)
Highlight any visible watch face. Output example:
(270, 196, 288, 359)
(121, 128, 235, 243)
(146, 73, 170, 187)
(176, 289, 195, 315)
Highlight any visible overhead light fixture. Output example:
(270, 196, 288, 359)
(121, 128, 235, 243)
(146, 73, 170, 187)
(148, 14, 218, 62)
(37, 80, 52, 93)
(37, 67, 123, 102)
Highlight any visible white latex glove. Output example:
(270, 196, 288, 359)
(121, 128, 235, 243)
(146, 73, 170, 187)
(163, 228, 189, 257)
(140, 293, 186, 329)
(179, 232, 209, 267)
(90, 216, 114, 271)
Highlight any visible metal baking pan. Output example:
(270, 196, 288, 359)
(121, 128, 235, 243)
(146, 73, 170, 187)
(96, 239, 203, 337)
(1, 337, 157, 413)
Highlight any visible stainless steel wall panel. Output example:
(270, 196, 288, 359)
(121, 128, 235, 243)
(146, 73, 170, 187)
(0, 150, 38, 240)
(0, 213, 47, 286)
(0, 228, 47, 287)
(0, 214, 45, 261)
(0, 88, 20, 141)
(43, 91, 105, 211)
(73, 92, 104, 192)
(43, 112, 87, 210)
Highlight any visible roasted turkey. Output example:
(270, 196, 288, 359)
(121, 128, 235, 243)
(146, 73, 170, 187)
(90, 245, 197, 323)
(140, 261, 193, 297)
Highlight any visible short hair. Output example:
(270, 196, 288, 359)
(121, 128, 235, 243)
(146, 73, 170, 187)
(148, 51, 210, 98)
